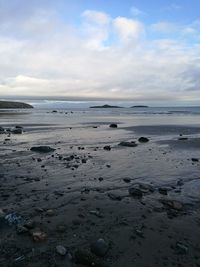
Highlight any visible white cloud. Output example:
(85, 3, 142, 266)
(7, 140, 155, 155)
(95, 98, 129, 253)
(151, 22, 178, 33)
(113, 17, 144, 44)
(130, 6, 145, 16)
(0, 5, 200, 103)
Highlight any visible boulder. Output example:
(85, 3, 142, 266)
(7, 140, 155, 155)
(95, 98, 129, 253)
(30, 146, 55, 153)
(119, 141, 137, 147)
(109, 124, 118, 128)
(138, 137, 149, 143)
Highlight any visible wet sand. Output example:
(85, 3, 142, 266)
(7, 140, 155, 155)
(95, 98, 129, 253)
(0, 111, 200, 267)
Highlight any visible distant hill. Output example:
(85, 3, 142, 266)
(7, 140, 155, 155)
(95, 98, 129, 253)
(0, 101, 33, 109)
(90, 104, 123, 109)
(131, 105, 149, 108)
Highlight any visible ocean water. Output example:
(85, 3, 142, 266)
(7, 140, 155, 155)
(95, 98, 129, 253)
(1, 106, 200, 128)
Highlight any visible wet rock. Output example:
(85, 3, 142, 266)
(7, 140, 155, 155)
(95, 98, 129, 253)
(161, 199, 183, 211)
(82, 158, 87, 163)
(15, 125, 23, 129)
(178, 137, 188, 140)
(138, 183, 155, 193)
(30, 146, 55, 153)
(108, 193, 122, 201)
(103, 146, 111, 151)
(119, 141, 137, 147)
(89, 210, 103, 218)
(123, 178, 131, 183)
(109, 123, 118, 128)
(176, 242, 188, 254)
(90, 238, 109, 257)
(192, 158, 199, 162)
(129, 187, 143, 198)
(98, 177, 104, 182)
(46, 209, 55, 216)
(0, 127, 5, 133)
(56, 245, 67, 256)
(158, 187, 170, 195)
(138, 137, 149, 143)
(12, 128, 23, 134)
(32, 230, 47, 242)
(16, 225, 28, 234)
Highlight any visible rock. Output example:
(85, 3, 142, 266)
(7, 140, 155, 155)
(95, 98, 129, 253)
(15, 125, 23, 129)
(138, 137, 149, 143)
(158, 187, 170, 195)
(90, 238, 109, 257)
(12, 128, 23, 134)
(89, 210, 102, 218)
(0, 127, 5, 133)
(109, 123, 118, 128)
(56, 245, 67, 256)
(46, 209, 54, 216)
(119, 141, 137, 147)
(32, 230, 47, 242)
(98, 177, 104, 182)
(123, 178, 131, 183)
(129, 187, 143, 198)
(30, 146, 55, 153)
(16, 225, 28, 234)
(178, 137, 188, 140)
(161, 199, 183, 211)
(103, 145, 111, 151)
(176, 242, 188, 254)
(108, 193, 122, 201)
(192, 158, 199, 162)
(82, 158, 87, 163)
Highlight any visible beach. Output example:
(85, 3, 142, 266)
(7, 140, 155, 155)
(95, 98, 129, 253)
(0, 107, 200, 267)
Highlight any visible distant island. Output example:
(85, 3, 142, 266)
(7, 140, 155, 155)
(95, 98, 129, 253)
(0, 100, 33, 109)
(90, 104, 123, 109)
(131, 105, 149, 108)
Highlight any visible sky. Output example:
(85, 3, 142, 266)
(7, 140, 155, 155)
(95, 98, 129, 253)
(0, 0, 200, 105)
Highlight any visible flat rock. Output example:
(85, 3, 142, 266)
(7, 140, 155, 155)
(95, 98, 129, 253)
(30, 146, 56, 153)
(119, 141, 137, 147)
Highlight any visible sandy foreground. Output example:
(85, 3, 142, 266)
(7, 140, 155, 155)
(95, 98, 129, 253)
(0, 113, 200, 267)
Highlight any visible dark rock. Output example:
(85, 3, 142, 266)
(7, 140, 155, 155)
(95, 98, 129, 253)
(158, 187, 169, 195)
(123, 178, 131, 183)
(176, 242, 188, 254)
(109, 123, 118, 128)
(177, 179, 184, 186)
(129, 187, 143, 198)
(103, 145, 111, 151)
(90, 238, 109, 257)
(119, 141, 137, 147)
(138, 137, 149, 143)
(192, 158, 199, 162)
(12, 128, 23, 134)
(161, 199, 183, 211)
(178, 137, 188, 141)
(108, 193, 122, 201)
(30, 146, 55, 153)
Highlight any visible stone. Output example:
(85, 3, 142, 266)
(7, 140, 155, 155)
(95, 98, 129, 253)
(16, 225, 28, 234)
(12, 128, 23, 134)
(123, 178, 131, 183)
(138, 137, 149, 143)
(46, 209, 54, 216)
(158, 187, 169, 195)
(192, 158, 199, 162)
(108, 193, 122, 201)
(119, 141, 137, 147)
(109, 123, 118, 128)
(56, 245, 67, 256)
(30, 146, 55, 153)
(176, 242, 188, 254)
(90, 238, 109, 257)
(103, 145, 111, 151)
(32, 230, 47, 242)
(129, 187, 143, 198)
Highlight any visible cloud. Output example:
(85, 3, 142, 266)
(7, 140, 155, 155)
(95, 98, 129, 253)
(130, 6, 145, 16)
(0, 3, 200, 103)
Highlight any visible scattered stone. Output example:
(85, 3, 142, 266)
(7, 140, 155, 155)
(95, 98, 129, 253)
(109, 123, 118, 128)
(119, 141, 137, 147)
(89, 210, 102, 218)
(138, 137, 149, 143)
(98, 177, 104, 182)
(129, 187, 143, 198)
(30, 146, 56, 153)
(46, 209, 54, 216)
(56, 245, 67, 256)
(90, 238, 109, 257)
(103, 145, 111, 151)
